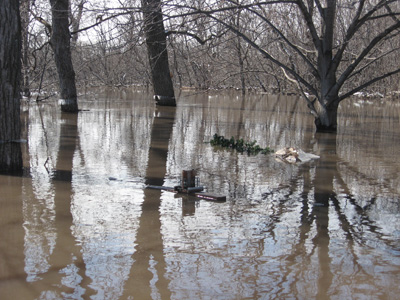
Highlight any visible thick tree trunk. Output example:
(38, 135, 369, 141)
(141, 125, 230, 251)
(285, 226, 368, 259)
(314, 100, 339, 133)
(21, 0, 30, 97)
(50, 0, 79, 113)
(314, 1, 339, 133)
(315, 66, 340, 132)
(142, 0, 176, 106)
(0, 0, 23, 173)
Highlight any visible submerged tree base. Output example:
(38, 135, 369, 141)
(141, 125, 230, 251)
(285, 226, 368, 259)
(210, 133, 273, 155)
(58, 98, 79, 113)
(315, 120, 337, 133)
(0, 142, 23, 174)
(313, 102, 339, 133)
(154, 95, 176, 106)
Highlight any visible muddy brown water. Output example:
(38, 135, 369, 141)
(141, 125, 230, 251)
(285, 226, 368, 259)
(1, 88, 400, 299)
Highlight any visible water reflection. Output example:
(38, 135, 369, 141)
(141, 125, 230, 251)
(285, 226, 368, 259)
(159, 93, 400, 299)
(41, 112, 89, 299)
(22, 106, 90, 298)
(1, 90, 399, 299)
(71, 95, 151, 299)
(0, 167, 26, 298)
(123, 106, 175, 299)
(22, 104, 58, 282)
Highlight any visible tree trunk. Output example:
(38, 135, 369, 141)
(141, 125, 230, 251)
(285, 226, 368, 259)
(314, 0, 339, 133)
(142, 0, 176, 106)
(315, 67, 339, 132)
(0, 0, 23, 173)
(49, 0, 79, 113)
(314, 98, 339, 133)
(20, 0, 30, 97)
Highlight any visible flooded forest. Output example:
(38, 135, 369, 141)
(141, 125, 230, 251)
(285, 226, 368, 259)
(1, 0, 400, 299)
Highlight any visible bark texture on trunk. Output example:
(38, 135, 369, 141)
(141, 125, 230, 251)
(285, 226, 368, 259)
(0, 0, 23, 173)
(314, 100, 339, 133)
(314, 0, 339, 133)
(142, 0, 176, 106)
(21, 0, 30, 97)
(50, 0, 79, 113)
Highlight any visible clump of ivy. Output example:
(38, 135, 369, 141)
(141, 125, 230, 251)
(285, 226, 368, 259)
(209, 133, 273, 155)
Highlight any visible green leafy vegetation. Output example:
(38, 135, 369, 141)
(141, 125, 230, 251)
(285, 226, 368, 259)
(209, 134, 273, 155)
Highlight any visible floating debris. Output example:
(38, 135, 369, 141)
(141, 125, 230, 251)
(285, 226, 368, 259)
(275, 147, 320, 163)
(209, 133, 273, 155)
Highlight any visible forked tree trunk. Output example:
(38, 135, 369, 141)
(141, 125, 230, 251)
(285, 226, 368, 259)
(49, 0, 79, 113)
(142, 0, 176, 106)
(314, 57, 340, 132)
(315, 65, 339, 132)
(0, 0, 23, 173)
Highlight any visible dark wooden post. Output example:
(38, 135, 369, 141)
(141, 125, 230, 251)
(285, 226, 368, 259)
(181, 169, 196, 189)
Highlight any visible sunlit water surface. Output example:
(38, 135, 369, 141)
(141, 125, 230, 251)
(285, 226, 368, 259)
(1, 88, 400, 299)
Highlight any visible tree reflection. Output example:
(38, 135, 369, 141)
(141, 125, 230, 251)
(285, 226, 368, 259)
(139, 93, 400, 298)
(0, 168, 25, 297)
(5, 92, 399, 298)
(26, 111, 92, 298)
(275, 131, 400, 298)
(123, 106, 175, 298)
(45, 113, 92, 298)
(312, 133, 335, 298)
(71, 97, 150, 299)
(22, 104, 59, 283)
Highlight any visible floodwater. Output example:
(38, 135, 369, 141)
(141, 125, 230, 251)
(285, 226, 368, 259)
(1, 88, 400, 299)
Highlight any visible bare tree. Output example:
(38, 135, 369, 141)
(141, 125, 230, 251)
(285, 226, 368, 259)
(142, 0, 176, 105)
(0, 0, 23, 173)
(297, 0, 400, 131)
(49, 0, 79, 112)
(173, 0, 400, 132)
(20, 0, 400, 120)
